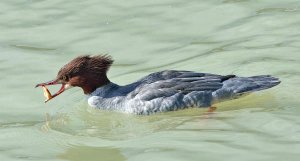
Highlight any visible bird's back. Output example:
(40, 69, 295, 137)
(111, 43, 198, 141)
(88, 70, 280, 114)
(88, 70, 233, 114)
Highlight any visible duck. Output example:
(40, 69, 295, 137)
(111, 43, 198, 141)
(35, 55, 280, 115)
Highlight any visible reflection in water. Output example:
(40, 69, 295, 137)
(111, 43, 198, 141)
(45, 92, 278, 140)
(41, 113, 69, 132)
(43, 103, 216, 140)
(58, 145, 125, 161)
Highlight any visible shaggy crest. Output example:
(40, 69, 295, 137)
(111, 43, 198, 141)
(56, 55, 114, 81)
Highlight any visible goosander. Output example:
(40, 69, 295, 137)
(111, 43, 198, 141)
(36, 55, 280, 115)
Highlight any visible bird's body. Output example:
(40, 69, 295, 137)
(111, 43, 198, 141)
(36, 55, 280, 115)
(87, 70, 280, 114)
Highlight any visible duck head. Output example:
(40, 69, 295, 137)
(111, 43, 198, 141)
(35, 55, 113, 102)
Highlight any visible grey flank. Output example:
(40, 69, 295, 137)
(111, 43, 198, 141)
(87, 70, 280, 115)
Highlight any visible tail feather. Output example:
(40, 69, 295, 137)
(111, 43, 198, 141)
(235, 75, 280, 93)
(212, 75, 280, 102)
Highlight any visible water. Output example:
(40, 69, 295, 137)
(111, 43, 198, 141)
(0, 0, 300, 160)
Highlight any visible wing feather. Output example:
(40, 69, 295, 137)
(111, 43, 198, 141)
(129, 70, 227, 101)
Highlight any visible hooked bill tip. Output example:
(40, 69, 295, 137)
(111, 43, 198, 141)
(35, 83, 45, 88)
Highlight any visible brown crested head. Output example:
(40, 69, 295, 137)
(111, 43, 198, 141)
(36, 55, 114, 102)
(57, 55, 114, 94)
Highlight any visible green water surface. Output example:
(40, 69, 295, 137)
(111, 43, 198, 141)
(0, 0, 300, 161)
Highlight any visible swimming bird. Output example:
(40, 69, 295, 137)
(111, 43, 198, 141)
(35, 55, 280, 115)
